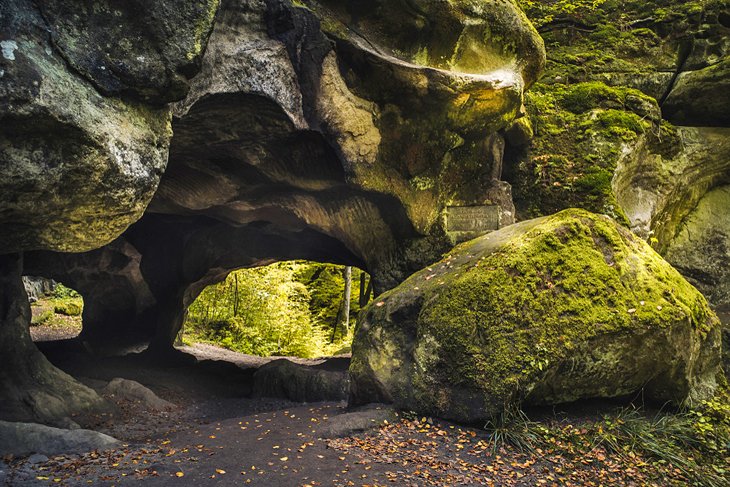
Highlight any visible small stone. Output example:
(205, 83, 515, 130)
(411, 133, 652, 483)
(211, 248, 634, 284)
(27, 454, 48, 464)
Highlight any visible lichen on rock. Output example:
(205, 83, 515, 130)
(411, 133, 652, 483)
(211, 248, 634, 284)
(350, 209, 722, 423)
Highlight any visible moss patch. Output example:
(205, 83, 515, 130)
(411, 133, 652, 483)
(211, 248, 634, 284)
(506, 0, 727, 222)
(507, 81, 667, 222)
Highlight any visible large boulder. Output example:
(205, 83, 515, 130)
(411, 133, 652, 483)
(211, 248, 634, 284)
(0, 0, 175, 254)
(349, 209, 722, 423)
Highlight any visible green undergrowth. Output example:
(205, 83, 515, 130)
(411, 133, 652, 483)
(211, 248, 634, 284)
(30, 283, 84, 327)
(485, 391, 730, 487)
(508, 81, 678, 220)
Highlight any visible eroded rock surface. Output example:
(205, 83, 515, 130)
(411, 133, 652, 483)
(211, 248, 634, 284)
(20, 0, 546, 358)
(0, 0, 176, 254)
(350, 210, 722, 422)
(613, 127, 730, 243)
(0, 0, 217, 423)
(0, 254, 107, 424)
(253, 358, 349, 402)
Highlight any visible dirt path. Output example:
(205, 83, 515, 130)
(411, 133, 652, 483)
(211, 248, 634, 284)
(3, 342, 698, 486)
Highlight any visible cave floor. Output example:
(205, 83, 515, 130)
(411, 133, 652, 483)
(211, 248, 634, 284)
(2, 341, 699, 486)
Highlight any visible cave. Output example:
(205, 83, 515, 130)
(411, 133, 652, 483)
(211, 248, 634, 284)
(1, 0, 546, 425)
(1, 0, 729, 483)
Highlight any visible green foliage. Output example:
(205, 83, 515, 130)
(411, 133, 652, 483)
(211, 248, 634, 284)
(31, 282, 84, 324)
(484, 406, 544, 453)
(592, 406, 729, 487)
(482, 400, 730, 486)
(185, 262, 368, 358)
(31, 309, 54, 325)
(53, 298, 83, 316)
(52, 283, 81, 299)
(294, 264, 365, 328)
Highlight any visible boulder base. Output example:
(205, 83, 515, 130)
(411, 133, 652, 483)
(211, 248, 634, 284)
(349, 209, 722, 423)
(0, 421, 119, 456)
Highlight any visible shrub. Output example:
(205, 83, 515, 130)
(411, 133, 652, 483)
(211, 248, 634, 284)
(31, 309, 54, 325)
(53, 299, 83, 316)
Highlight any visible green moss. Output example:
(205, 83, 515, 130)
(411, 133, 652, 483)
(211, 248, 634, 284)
(53, 299, 83, 316)
(507, 81, 661, 221)
(415, 210, 714, 402)
(187, 0, 220, 61)
(559, 82, 656, 116)
(352, 210, 720, 420)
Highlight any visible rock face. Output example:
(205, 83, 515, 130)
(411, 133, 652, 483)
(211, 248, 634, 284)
(663, 185, 730, 369)
(18, 0, 545, 358)
(350, 210, 721, 423)
(253, 358, 349, 402)
(36, 0, 219, 103)
(22, 277, 55, 303)
(0, 0, 178, 254)
(0, 0, 218, 423)
(0, 254, 108, 424)
(508, 0, 730, 223)
(613, 127, 730, 243)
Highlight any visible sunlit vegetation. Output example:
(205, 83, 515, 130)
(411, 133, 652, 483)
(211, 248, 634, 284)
(182, 261, 372, 358)
(29, 283, 84, 338)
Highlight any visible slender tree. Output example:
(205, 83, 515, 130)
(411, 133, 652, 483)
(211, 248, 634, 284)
(333, 266, 352, 340)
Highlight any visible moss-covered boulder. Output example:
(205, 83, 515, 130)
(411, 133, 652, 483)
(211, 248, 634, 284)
(350, 209, 721, 423)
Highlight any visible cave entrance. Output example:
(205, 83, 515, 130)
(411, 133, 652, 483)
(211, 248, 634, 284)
(178, 261, 373, 360)
(24, 277, 84, 343)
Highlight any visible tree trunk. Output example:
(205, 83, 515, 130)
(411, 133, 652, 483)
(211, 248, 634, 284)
(233, 273, 239, 317)
(0, 253, 106, 424)
(359, 271, 373, 308)
(334, 266, 352, 340)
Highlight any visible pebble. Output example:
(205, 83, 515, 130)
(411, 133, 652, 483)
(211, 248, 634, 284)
(28, 453, 49, 465)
